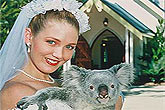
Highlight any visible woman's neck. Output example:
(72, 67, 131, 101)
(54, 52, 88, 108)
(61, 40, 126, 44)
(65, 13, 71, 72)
(22, 60, 50, 81)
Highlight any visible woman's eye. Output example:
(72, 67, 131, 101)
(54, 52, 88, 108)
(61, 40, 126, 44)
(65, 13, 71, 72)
(66, 45, 75, 50)
(47, 41, 56, 45)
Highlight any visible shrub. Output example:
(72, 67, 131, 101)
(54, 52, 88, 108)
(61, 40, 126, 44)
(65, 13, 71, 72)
(139, 19, 165, 84)
(0, 0, 30, 48)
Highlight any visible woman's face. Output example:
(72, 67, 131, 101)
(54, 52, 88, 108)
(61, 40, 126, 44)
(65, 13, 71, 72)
(28, 21, 78, 74)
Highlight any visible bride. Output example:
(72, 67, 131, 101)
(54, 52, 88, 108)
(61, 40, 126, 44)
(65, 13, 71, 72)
(0, 0, 123, 110)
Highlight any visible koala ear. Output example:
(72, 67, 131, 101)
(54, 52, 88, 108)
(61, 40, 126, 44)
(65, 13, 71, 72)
(62, 65, 89, 81)
(110, 63, 135, 89)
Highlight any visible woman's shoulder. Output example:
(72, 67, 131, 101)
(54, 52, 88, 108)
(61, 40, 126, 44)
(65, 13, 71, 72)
(0, 81, 37, 109)
(1, 81, 37, 96)
(1, 81, 37, 102)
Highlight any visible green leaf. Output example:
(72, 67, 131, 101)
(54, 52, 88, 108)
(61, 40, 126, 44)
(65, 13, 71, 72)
(139, 18, 165, 83)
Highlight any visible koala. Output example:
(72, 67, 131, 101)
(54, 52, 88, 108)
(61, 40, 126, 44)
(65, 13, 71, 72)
(16, 63, 134, 110)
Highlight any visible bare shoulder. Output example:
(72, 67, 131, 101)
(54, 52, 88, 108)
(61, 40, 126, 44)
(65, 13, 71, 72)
(0, 81, 37, 109)
(1, 81, 37, 96)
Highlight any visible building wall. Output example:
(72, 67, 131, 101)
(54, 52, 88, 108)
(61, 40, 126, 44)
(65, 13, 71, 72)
(82, 6, 125, 46)
(81, 5, 144, 72)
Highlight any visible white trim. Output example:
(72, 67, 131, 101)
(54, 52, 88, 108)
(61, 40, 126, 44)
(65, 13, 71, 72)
(125, 29, 134, 64)
(125, 28, 130, 64)
(134, 0, 164, 19)
(130, 32, 134, 64)
(142, 33, 154, 38)
(109, 0, 160, 33)
(80, 0, 94, 13)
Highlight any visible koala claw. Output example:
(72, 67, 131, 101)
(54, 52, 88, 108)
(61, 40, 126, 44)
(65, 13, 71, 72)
(38, 104, 48, 110)
(17, 96, 48, 110)
(17, 97, 30, 109)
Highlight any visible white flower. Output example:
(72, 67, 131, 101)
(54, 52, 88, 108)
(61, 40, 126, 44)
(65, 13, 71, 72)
(21, 0, 90, 34)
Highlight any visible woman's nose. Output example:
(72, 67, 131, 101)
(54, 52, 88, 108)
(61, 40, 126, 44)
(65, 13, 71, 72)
(52, 47, 63, 59)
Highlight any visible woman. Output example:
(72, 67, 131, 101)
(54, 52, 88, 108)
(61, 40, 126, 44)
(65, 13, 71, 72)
(0, 0, 123, 109)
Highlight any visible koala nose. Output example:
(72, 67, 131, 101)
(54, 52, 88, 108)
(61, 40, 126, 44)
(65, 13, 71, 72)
(98, 84, 108, 99)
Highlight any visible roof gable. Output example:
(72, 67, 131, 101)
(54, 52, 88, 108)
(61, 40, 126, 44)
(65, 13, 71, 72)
(101, 0, 152, 34)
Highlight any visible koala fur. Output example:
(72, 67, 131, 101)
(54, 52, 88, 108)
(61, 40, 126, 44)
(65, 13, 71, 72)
(17, 63, 134, 110)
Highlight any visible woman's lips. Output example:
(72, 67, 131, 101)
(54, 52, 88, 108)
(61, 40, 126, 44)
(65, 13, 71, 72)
(46, 58, 59, 66)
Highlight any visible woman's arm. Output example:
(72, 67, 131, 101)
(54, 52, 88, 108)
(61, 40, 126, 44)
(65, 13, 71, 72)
(115, 95, 123, 110)
(0, 82, 36, 110)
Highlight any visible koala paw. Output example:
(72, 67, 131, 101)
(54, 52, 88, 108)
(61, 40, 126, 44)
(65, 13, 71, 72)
(16, 96, 48, 110)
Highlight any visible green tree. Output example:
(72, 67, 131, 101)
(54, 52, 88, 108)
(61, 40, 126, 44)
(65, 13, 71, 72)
(139, 19, 165, 84)
(0, 0, 30, 48)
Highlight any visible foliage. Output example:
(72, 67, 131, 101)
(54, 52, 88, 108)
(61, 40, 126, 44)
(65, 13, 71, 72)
(0, 0, 30, 48)
(139, 19, 165, 84)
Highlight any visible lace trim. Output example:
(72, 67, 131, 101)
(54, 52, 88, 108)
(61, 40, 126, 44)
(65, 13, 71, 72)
(21, 0, 90, 34)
